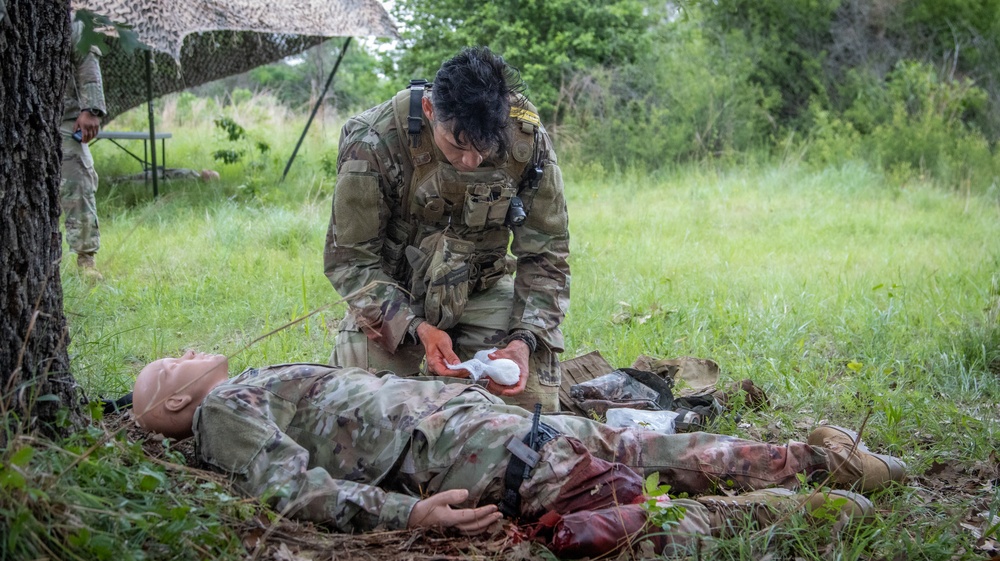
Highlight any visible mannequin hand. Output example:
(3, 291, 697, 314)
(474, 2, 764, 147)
(417, 322, 462, 376)
(407, 489, 502, 534)
(487, 341, 529, 396)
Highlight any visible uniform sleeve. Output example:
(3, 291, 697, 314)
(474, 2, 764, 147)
(323, 122, 420, 353)
(70, 21, 107, 115)
(241, 427, 418, 532)
(508, 128, 571, 352)
(197, 396, 419, 532)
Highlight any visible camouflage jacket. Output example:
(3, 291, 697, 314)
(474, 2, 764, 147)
(192, 363, 497, 532)
(63, 21, 106, 122)
(324, 88, 571, 354)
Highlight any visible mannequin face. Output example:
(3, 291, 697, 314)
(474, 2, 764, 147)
(421, 96, 488, 172)
(133, 351, 229, 438)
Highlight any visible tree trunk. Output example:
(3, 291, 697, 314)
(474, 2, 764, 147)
(0, 0, 83, 443)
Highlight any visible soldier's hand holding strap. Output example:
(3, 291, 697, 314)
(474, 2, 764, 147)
(488, 340, 530, 396)
(416, 322, 462, 376)
(408, 489, 501, 534)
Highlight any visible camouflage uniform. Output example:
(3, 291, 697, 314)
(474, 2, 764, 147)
(324, 86, 570, 412)
(61, 21, 106, 256)
(194, 363, 840, 544)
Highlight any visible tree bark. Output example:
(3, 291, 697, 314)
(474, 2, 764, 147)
(0, 0, 83, 442)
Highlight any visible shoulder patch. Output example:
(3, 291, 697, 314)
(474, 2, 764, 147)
(513, 140, 532, 163)
(341, 160, 370, 174)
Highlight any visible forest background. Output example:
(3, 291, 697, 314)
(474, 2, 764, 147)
(3, 0, 1000, 559)
(209, 0, 1000, 192)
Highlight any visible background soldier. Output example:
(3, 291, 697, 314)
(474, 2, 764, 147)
(324, 47, 570, 411)
(131, 351, 906, 556)
(61, 14, 107, 280)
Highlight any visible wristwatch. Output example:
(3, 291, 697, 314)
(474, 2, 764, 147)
(82, 108, 106, 118)
(407, 318, 426, 343)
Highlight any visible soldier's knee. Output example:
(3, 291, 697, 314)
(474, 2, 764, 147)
(331, 330, 368, 368)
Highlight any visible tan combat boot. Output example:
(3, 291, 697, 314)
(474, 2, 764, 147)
(77, 252, 104, 282)
(808, 425, 906, 492)
(698, 487, 874, 536)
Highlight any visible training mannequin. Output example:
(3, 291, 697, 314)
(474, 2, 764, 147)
(133, 352, 905, 555)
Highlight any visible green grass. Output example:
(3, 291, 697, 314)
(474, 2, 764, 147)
(64, 94, 345, 397)
(5, 92, 1000, 559)
(567, 160, 1000, 457)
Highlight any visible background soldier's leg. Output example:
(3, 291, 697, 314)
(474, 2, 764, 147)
(455, 276, 561, 412)
(329, 313, 423, 374)
(59, 123, 100, 257)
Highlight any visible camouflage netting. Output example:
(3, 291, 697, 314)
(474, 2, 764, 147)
(98, 32, 331, 122)
(70, 0, 398, 122)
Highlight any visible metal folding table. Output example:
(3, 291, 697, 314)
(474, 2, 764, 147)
(93, 130, 172, 195)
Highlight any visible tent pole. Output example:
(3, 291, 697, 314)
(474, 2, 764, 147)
(145, 49, 159, 198)
(281, 36, 352, 183)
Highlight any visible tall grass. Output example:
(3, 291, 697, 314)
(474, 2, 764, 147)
(66, 91, 345, 397)
(7, 90, 1000, 559)
(565, 161, 1000, 452)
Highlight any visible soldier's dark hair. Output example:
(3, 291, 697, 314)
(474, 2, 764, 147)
(431, 46, 526, 156)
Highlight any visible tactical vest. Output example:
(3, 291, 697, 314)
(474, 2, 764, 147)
(385, 85, 544, 294)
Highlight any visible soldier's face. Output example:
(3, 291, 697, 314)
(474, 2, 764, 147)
(431, 122, 487, 172)
(422, 96, 488, 172)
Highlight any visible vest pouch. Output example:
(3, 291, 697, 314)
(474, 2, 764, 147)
(462, 182, 516, 230)
(382, 220, 414, 279)
(407, 230, 475, 330)
(486, 184, 517, 226)
(463, 184, 492, 229)
(381, 237, 407, 278)
(473, 250, 510, 292)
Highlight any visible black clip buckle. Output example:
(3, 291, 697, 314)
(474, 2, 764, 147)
(408, 79, 428, 147)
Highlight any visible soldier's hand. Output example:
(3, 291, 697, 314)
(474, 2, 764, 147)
(74, 111, 102, 143)
(417, 322, 462, 376)
(407, 489, 501, 534)
(488, 341, 529, 396)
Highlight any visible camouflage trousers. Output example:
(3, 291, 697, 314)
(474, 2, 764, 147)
(60, 120, 100, 255)
(389, 392, 833, 549)
(331, 275, 561, 412)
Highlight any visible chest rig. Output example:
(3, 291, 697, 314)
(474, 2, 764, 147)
(389, 81, 543, 293)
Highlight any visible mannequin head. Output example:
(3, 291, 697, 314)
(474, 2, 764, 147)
(132, 351, 230, 438)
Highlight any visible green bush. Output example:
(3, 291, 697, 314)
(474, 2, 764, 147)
(694, 0, 839, 127)
(387, 0, 654, 122)
(804, 61, 1000, 191)
(563, 18, 777, 170)
(229, 87, 253, 106)
(803, 102, 863, 167)
(173, 91, 198, 125)
(866, 62, 994, 187)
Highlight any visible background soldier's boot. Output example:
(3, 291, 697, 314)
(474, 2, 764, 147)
(808, 425, 906, 492)
(77, 252, 103, 281)
(698, 488, 874, 536)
